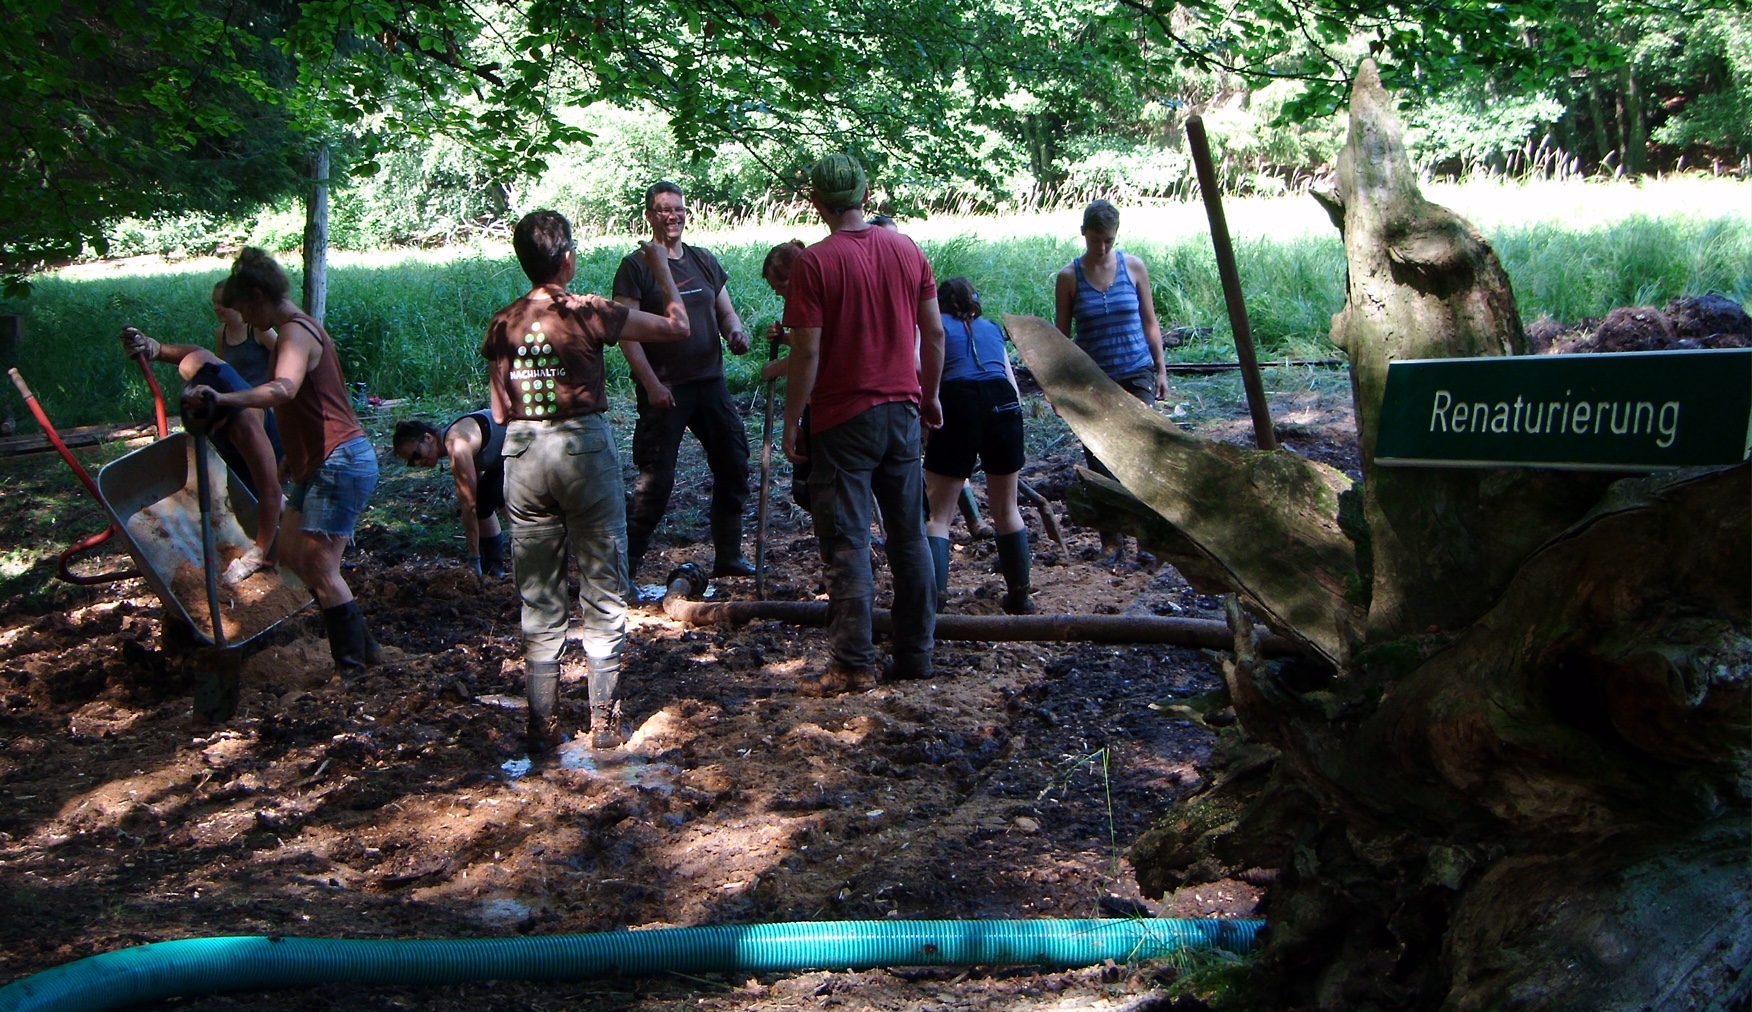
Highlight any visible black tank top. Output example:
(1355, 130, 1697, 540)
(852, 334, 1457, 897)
(448, 409, 505, 473)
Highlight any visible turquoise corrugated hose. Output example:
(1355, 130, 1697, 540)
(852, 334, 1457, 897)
(0, 918, 1263, 1012)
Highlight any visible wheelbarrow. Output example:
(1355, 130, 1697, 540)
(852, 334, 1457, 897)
(10, 364, 308, 719)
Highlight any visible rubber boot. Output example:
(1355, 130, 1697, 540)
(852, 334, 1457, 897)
(321, 601, 370, 676)
(525, 659, 564, 755)
(927, 536, 951, 614)
(480, 531, 509, 578)
(587, 654, 625, 749)
(997, 530, 1037, 615)
(360, 609, 383, 666)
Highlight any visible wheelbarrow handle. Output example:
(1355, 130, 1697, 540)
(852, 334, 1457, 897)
(58, 526, 141, 585)
(9, 367, 103, 500)
(133, 353, 169, 439)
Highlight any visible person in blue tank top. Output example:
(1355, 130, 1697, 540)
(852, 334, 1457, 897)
(1053, 199, 1169, 566)
(923, 277, 1035, 615)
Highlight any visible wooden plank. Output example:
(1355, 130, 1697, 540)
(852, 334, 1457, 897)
(0, 421, 158, 458)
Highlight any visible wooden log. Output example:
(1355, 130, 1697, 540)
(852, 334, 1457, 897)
(1005, 312, 1360, 669)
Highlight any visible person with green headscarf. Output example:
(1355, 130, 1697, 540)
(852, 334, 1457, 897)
(780, 154, 947, 696)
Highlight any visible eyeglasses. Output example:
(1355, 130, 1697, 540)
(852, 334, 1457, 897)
(652, 207, 688, 219)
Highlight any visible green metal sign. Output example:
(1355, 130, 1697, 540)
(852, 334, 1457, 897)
(1375, 348, 1751, 471)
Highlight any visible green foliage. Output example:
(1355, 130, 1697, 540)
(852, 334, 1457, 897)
(0, 0, 308, 281)
(11, 181, 1743, 429)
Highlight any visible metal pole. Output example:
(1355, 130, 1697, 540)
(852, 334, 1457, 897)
(1185, 115, 1277, 451)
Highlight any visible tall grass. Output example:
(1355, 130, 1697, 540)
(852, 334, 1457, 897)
(7, 178, 1746, 428)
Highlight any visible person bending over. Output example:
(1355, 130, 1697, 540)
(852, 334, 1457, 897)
(120, 319, 283, 587)
(485, 210, 689, 755)
(923, 277, 1034, 615)
(182, 248, 379, 675)
(393, 411, 509, 577)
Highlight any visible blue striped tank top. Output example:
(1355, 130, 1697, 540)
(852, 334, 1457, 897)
(1071, 252, 1153, 379)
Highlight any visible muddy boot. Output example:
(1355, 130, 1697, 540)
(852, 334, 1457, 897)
(525, 659, 564, 755)
(360, 611, 383, 666)
(586, 654, 625, 749)
(481, 531, 509, 578)
(996, 530, 1037, 615)
(927, 536, 951, 613)
(589, 701, 626, 750)
(799, 662, 879, 697)
(321, 601, 370, 677)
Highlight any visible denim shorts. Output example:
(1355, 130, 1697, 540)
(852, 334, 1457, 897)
(287, 435, 379, 537)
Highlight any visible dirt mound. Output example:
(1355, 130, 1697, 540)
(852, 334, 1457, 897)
(1549, 296, 1750, 353)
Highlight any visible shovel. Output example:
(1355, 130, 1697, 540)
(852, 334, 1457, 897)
(184, 390, 227, 650)
(754, 324, 781, 600)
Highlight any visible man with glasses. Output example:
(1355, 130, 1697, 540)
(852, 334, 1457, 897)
(612, 181, 756, 583)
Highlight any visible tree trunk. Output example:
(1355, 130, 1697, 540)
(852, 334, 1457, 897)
(1012, 59, 1750, 1010)
(302, 144, 330, 322)
(1587, 80, 1616, 166)
(1620, 64, 1648, 176)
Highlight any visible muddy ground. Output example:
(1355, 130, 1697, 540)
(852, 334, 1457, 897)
(0, 372, 1356, 1010)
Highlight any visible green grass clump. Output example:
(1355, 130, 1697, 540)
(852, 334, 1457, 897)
(5, 178, 1744, 428)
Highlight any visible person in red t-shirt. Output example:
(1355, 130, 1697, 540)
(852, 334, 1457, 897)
(781, 154, 946, 695)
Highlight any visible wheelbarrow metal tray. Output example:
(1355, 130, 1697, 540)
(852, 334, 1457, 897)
(97, 432, 307, 647)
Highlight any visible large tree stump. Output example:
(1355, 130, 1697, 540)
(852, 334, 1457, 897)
(1010, 58, 1749, 1011)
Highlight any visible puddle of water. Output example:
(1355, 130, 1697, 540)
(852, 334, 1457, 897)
(476, 897, 531, 924)
(500, 756, 532, 779)
(555, 741, 682, 786)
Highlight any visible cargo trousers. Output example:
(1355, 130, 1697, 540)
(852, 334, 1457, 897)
(807, 400, 935, 678)
(503, 414, 628, 682)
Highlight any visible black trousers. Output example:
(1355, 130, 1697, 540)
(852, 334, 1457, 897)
(625, 375, 751, 566)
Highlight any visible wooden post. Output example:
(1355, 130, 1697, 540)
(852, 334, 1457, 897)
(1185, 115, 1276, 451)
(302, 144, 330, 322)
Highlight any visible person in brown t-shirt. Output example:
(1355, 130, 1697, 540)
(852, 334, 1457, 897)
(482, 210, 689, 756)
(612, 181, 755, 581)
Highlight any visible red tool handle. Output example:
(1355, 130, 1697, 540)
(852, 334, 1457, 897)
(9, 367, 141, 584)
(134, 353, 169, 438)
(9, 368, 102, 500)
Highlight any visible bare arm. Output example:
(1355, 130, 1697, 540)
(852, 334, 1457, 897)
(916, 297, 946, 431)
(782, 326, 820, 464)
(716, 285, 749, 355)
(446, 428, 484, 558)
(1054, 268, 1076, 337)
(619, 242, 690, 344)
(121, 327, 206, 364)
(614, 294, 674, 408)
(1127, 254, 1169, 399)
(205, 324, 315, 410)
(255, 326, 279, 353)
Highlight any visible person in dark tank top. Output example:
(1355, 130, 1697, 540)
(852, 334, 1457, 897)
(392, 411, 509, 578)
(210, 281, 283, 460)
